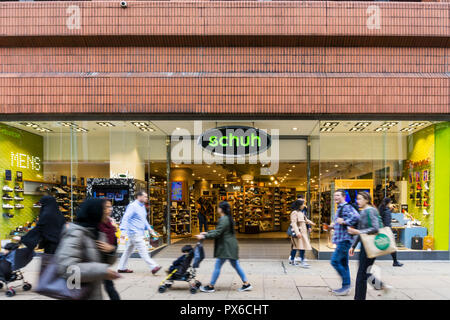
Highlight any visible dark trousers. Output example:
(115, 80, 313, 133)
(43, 241, 58, 255)
(354, 245, 383, 300)
(198, 216, 208, 232)
(391, 251, 398, 262)
(104, 279, 121, 300)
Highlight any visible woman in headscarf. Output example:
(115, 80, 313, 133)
(54, 198, 120, 300)
(21, 195, 66, 254)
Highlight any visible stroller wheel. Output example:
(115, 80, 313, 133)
(195, 281, 202, 288)
(165, 283, 172, 288)
(23, 283, 32, 291)
(158, 285, 167, 293)
(6, 289, 15, 297)
(190, 287, 198, 294)
(0, 283, 3, 289)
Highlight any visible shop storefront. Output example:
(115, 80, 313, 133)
(1, 120, 449, 259)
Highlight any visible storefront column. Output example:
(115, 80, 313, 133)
(166, 136, 171, 244)
(307, 136, 311, 218)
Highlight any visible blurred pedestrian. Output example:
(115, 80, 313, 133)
(54, 198, 120, 300)
(289, 199, 315, 268)
(20, 195, 66, 254)
(378, 197, 403, 267)
(98, 199, 121, 300)
(117, 191, 161, 274)
(195, 201, 252, 293)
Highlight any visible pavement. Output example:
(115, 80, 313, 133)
(2, 257, 450, 300)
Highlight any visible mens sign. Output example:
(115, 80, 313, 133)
(198, 126, 272, 158)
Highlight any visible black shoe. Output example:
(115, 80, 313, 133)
(2, 213, 13, 219)
(393, 261, 404, 267)
(238, 283, 253, 292)
(200, 285, 215, 293)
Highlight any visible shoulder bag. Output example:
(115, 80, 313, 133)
(360, 208, 397, 259)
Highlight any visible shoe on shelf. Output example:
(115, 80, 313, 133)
(151, 266, 162, 275)
(2, 204, 14, 209)
(13, 196, 24, 201)
(117, 269, 134, 273)
(2, 195, 13, 200)
(332, 286, 351, 296)
(200, 285, 215, 293)
(393, 261, 404, 267)
(2, 186, 13, 192)
(238, 283, 253, 292)
(15, 204, 24, 209)
(2, 213, 14, 219)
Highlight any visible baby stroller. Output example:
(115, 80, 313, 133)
(158, 241, 205, 294)
(0, 243, 34, 297)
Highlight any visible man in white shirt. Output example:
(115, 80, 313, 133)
(117, 191, 161, 274)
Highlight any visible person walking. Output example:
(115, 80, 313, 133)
(195, 201, 252, 293)
(378, 197, 403, 267)
(330, 189, 360, 296)
(54, 198, 120, 300)
(98, 200, 121, 300)
(117, 191, 161, 275)
(289, 199, 315, 268)
(20, 195, 66, 254)
(197, 197, 208, 233)
(348, 191, 390, 300)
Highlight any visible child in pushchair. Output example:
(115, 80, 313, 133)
(0, 242, 34, 297)
(158, 241, 205, 294)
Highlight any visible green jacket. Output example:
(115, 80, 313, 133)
(205, 215, 239, 260)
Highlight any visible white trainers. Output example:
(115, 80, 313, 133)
(2, 186, 13, 192)
(298, 261, 310, 269)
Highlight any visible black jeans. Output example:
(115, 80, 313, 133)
(198, 215, 208, 232)
(354, 245, 382, 300)
(104, 279, 121, 300)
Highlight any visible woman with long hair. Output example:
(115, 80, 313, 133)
(378, 197, 403, 267)
(348, 191, 390, 300)
(289, 199, 316, 268)
(195, 201, 252, 293)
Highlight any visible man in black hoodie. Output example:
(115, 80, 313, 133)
(21, 195, 66, 254)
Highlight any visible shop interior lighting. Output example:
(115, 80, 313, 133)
(409, 122, 427, 127)
(292, 127, 298, 131)
(139, 127, 155, 132)
(374, 127, 389, 132)
(97, 122, 115, 127)
(74, 127, 89, 133)
(354, 122, 372, 127)
(131, 122, 149, 127)
(322, 122, 339, 127)
(350, 127, 365, 132)
(400, 128, 414, 132)
(320, 127, 334, 132)
(380, 122, 398, 127)
(35, 127, 52, 133)
(59, 122, 78, 128)
(20, 122, 39, 128)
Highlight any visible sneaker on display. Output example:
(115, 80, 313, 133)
(2, 195, 13, 200)
(2, 213, 14, 219)
(424, 182, 429, 190)
(2, 204, 14, 209)
(33, 203, 42, 208)
(15, 204, 24, 209)
(2, 186, 13, 192)
(14, 196, 24, 201)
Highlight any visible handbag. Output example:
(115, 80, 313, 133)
(286, 225, 296, 237)
(359, 208, 397, 259)
(35, 237, 94, 300)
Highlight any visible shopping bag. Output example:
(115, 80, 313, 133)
(423, 235, 434, 250)
(360, 210, 397, 258)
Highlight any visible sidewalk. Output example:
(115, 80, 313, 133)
(2, 258, 450, 300)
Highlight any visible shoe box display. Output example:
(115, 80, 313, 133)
(408, 168, 431, 210)
(40, 183, 87, 221)
(2, 179, 27, 220)
(170, 203, 192, 237)
(149, 181, 167, 235)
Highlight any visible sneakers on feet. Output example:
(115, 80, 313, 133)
(298, 261, 310, 268)
(393, 261, 404, 267)
(200, 285, 215, 293)
(238, 283, 253, 292)
(332, 286, 350, 296)
(151, 266, 162, 275)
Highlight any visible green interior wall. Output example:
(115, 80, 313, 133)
(0, 123, 43, 241)
(434, 122, 450, 251)
(406, 125, 435, 234)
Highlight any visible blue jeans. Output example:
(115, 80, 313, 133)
(330, 240, 352, 287)
(290, 249, 305, 261)
(198, 215, 208, 232)
(210, 258, 248, 286)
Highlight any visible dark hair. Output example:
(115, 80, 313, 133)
(378, 197, 391, 214)
(357, 191, 373, 206)
(291, 199, 305, 211)
(297, 194, 305, 199)
(75, 198, 107, 238)
(219, 201, 234, 234)
(135, 191, 147, 198)
(335, 189, 346, 198)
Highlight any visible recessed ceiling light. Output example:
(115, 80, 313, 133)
(334, 164, 339, 168)
(374, 127, 389, 132)
(131, 122, 149, 128)
(322, 122, 339, 127)
(213, 170, 217, 173)
(354, 122, 371, 127)
(409, 122, 427, 127)
(289, 169, 292, 172)
(292, 127, 298, 131)
(176, 127, 181, 130)
(380, 122, 398, 127)
(59, 122, 77, 127)
(350, 127, 365, 132)
(270, 176, 275, 181)
(320, 127, 334, 132)
(35, 127, 52, 132)
(74, 127, 88, 133)
(400, 128, 414, 132)
(292, 165, 296, 168)
(192, 173, 195, 176)
(96, 122, 115, 127)
(155, 170, 158, 173)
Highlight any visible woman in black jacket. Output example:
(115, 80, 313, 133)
(378, 197, 403, 267)
(21, 195, 66, 254)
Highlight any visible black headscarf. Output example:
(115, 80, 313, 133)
(75, 198, 106, 238)
(21, 195, 65, 249)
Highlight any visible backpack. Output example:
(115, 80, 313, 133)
(336, 203, 360, 227)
